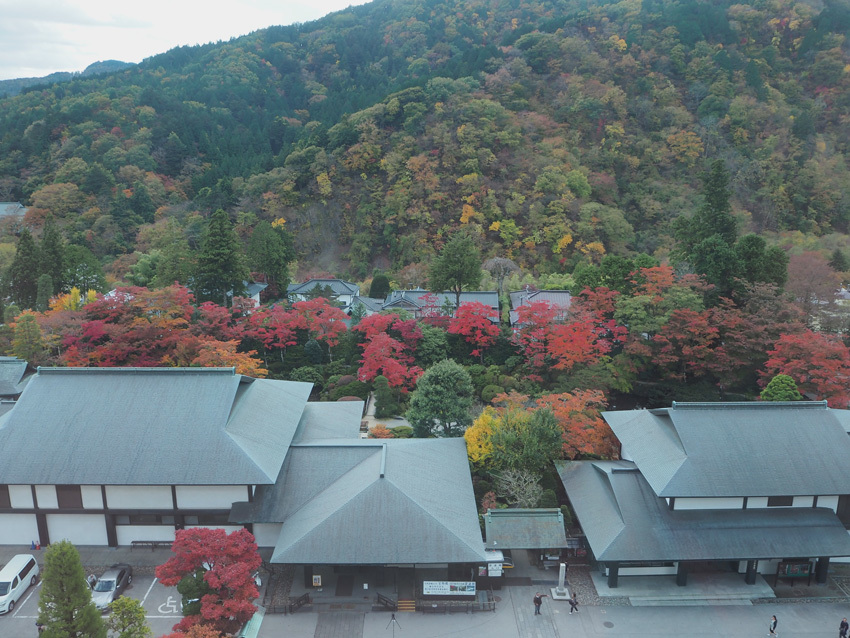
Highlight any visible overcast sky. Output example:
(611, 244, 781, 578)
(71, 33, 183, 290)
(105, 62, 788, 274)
(0, 0, 371, 81)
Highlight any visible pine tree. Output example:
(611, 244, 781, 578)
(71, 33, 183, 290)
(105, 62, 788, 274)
(7, 229, 41, 309)
(428, 233, 482, 310)
(247, 220, 293, 296)
(39, 217, 66, 294)
(38, 540, 106, 638)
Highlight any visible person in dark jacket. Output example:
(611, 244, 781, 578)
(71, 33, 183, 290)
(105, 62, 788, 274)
(569, 591, 579, 614)
(769, 614, 778, 636)
(533, 592, 547, 615)
(840, 617, 848, 638)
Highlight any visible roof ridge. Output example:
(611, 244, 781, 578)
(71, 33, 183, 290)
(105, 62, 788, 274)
(36, 366, 237, 375)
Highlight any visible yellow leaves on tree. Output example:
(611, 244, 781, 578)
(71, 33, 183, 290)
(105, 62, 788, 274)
(666, 130, 704, 167)
(464, 408, 496, 466)
(460, 203, 478, 224)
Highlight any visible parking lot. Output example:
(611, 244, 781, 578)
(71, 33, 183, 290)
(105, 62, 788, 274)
(1, 573, 185, 635)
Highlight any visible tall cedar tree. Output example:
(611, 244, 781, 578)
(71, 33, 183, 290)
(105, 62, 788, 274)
(406, 358, 474, 437)
(40, 217, 66, 294)
(247, 220, 294, 297)
(428, 233, 482, 310)
(194, 209, 248, 306)
(38, 540, 106, 638)
(7, 228, 41, 309)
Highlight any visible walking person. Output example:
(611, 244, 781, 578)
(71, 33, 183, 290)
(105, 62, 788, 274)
(568, 591, 579, 614)
(533, 592, 547, 615)
(768, 614, 778, 636)
(840, 617, 848, 638)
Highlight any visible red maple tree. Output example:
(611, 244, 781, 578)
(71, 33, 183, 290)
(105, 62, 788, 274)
(762, 330, 850, 407)
(448, 301, 500, 359)
(156, 528, 262, 635)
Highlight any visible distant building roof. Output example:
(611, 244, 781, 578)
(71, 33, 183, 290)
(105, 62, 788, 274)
(557, 459, 850, 563)
(350, 297, 385, 314)
(484, 508, 568, 550)
(245, 281, 268, 297)
(0, 367, 313, 485)
(0, 202, 26, 218)
(605, 401, 850, 498)
(509, 289, 572, 325)
(383, 289, 499, 311)
(0, 357, 30, 396)
(232, 438, 488, 564)
(288, 279, 360, 297)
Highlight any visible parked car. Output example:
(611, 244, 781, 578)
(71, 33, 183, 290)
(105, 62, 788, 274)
(91, 564, 132, 612)
(0, 554, 39, 614)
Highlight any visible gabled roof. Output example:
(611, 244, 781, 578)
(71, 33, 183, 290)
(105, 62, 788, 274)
(557, 460, 850, 563)
(0, 367, 312, 485)
(233, 439, 487, 564)
(290, 401, 364, 444)
(484, 508, 568, 549)
(509, 289, 572, 325)
(605, 402, 850, 498)
(351, 297, 384, 314)
(0, 202, 26, 217)
(0, 357, 30, 396)
(288, 279, 359, 296)
(383, 289, 499, 310)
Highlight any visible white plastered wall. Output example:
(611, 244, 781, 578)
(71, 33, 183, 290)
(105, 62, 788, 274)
(106, 485, 172, 509)
(673, 497, 744, 510)
(81, 486, 103, 509)
(115, 525, 176, 545)
(252, 523, 282, 547)
(46, 514, 108, 545)
(176, 485, 247, 509)
(8, 486, 33, 508)
(0, 514, 39, 544)
(34, 486, 57, 509)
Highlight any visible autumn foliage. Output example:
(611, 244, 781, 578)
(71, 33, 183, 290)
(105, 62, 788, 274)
(156, 528, 262, 635)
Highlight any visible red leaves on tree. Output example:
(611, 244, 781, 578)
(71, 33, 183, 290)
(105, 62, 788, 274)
(651, 308, 719, 381)
(762, 330, 850, 407)
(448, 302, 499, 358)
(354, 313, 423, 389)
(288, 297, 348, 347)
(535, 390, 617, 459)
(511, 301, 559, 370)
(156, 528, 262, 636)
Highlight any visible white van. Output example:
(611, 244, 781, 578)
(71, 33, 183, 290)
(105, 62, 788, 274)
(0, 554, 39, 614)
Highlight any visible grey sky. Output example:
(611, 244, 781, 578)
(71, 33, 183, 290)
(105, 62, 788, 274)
(0, 0, 369, 81)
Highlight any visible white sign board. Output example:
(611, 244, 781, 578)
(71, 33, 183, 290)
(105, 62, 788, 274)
(422, 581, 476, 596)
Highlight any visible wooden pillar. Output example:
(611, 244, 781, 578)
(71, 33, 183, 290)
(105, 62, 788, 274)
(36, 512, 49, 547)
(676, 561, 688, 587)
(607, 563, 619, 588)
(104, 514, 118, 548)
(815, 557, 830, 584)
(303, 565, 314, 588)
(745, 560, 758, 584)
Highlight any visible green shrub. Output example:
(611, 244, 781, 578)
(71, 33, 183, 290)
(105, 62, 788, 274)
(481, 384, 505, 403)
(391, 425, 414, 438)
(289, 366, 324, 389)
(330, 380, 370, 401)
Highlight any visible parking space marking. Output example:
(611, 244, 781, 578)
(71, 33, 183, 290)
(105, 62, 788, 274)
(141, 578, 157, 606)
(158, 596, 179, 614)
(12, 581, 40, 618)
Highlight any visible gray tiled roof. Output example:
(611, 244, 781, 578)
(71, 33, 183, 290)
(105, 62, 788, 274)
(605, 402, 850, 497)
(557, 460, 850, 562)
(288, 279, 359, 296)
(0, 202, 26, 217)
(235, 438, 487, 564)
(0, 367, 311, 485)
(291, 401, 364, 443)
(0, 357, 29, 396)
(383, 289, 499, 311)
(351, 297, 385, 313)
(484, 508, 567, 549)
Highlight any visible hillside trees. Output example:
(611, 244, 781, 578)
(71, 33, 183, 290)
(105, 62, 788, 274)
(194, 210, 248, 305)
(428, 233, 482, 310)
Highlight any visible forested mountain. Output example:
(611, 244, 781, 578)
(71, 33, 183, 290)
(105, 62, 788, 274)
(0, 0, 849, 282)
(0, 60, 134, 99)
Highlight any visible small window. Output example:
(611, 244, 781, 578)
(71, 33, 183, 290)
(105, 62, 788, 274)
(56, 485, 83, 509)
(197, 513, 230, 525)
(161, 516, 175, 525)
(0, 485, 10, 508)
(128, 514, 161, 524)
(114, 516, 130, 525)
(184, 516, 199, 525)
(767, 495, 794, 507)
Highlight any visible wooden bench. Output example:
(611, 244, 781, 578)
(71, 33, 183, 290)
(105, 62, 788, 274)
(131, 540, 172, 551)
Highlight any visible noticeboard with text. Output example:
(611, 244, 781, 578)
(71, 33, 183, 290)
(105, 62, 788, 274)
(422, 581, 476, 596)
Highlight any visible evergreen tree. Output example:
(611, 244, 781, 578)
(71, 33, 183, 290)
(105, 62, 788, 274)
(39, 217, 66, 294)
(38, 540, 106, 638)
(63, 245, 107, 293)
(760, 374, 804, 402)
(829, 248, 850, 273)
(373, 375, 397, 419)
(428, 233, 482, 310)
(368, 272, 390, 299)
(406, 359, 475, 437)
(194, 209, 248, 305)
(35, 274, 52, 311)
(674, 159, 737, 262)
(7, 229, 41, 309)
(247, 220, 294, 296)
